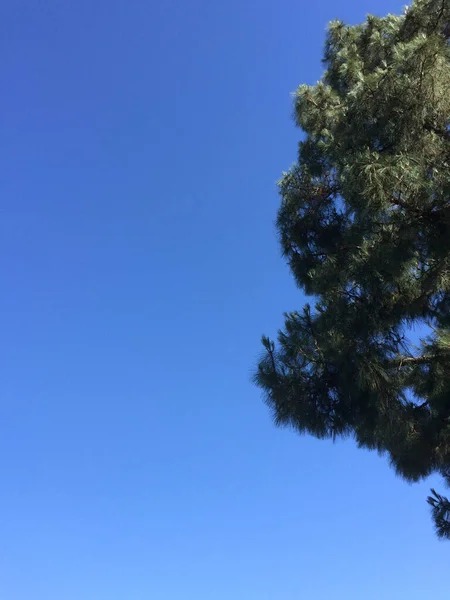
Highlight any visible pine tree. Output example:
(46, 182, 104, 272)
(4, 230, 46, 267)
(254, 0, 450, 538)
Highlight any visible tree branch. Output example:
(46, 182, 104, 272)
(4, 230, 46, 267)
(390, 355, 435, 367)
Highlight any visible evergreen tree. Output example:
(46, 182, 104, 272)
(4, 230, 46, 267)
(254, 0, 450, 538)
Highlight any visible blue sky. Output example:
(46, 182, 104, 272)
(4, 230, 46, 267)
(0, 1, 447, 598)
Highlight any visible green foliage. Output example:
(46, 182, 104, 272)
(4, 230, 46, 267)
(428, 488, 450, 538)
(254, 0, 450, 538)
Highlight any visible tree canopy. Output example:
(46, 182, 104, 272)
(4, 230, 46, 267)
(254, 0, 450, 538)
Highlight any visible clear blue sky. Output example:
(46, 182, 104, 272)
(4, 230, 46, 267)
(0, 1, 447, 598)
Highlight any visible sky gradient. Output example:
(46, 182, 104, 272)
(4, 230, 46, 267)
(1, 1, 448, 598)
